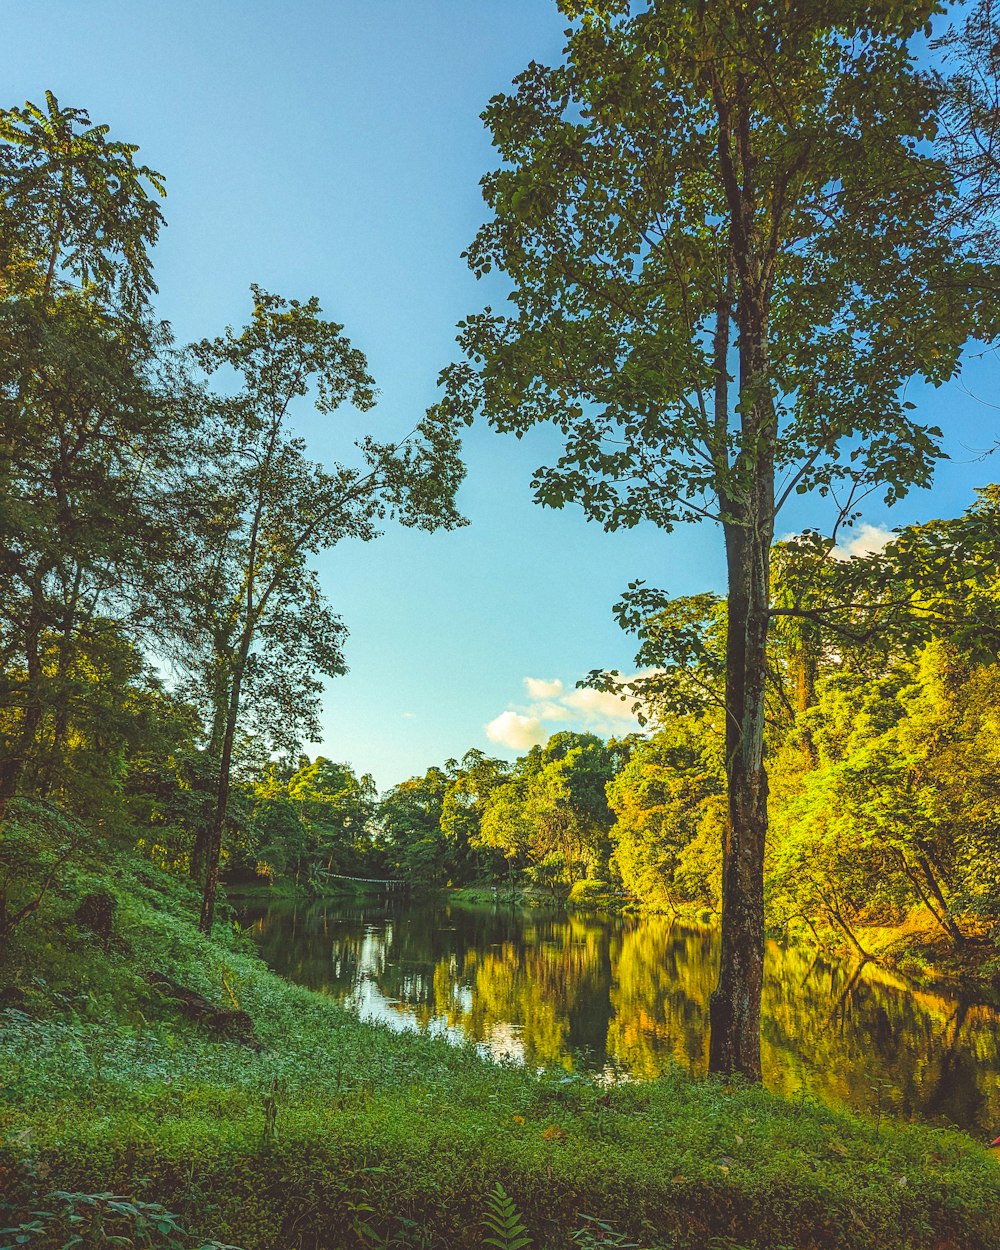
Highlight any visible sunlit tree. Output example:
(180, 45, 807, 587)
(440, 0, 993, 1075)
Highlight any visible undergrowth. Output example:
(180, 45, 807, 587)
(1, 804, 999, 1250)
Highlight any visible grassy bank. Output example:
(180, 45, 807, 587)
(227, 876, 399, 905)
(551, 879, 1000, 1001)
(447, 884, 548, 908)
(2, 814, 999, 1249)
(769, 909, 1000, 1002)
(854, 915, 1000, 996)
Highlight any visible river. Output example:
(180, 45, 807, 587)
(234, 892, 1000, 1136)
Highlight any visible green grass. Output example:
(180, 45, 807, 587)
(2, 807, 999, 1250)
(448, 884, 567, 910)
(448, 884, 524, 906)
(225, 877, 307, 902)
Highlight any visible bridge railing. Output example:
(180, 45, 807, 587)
(312, 871, 406, 888)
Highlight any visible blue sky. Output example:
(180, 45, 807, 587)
(4, 2, 997, 788)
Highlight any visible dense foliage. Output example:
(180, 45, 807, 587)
(0, 92, 465, 946)
(3, 2, 1000, 1239)
(344, 494, 1000, 968)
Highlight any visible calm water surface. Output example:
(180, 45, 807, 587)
(236, 894, 1000, 1135)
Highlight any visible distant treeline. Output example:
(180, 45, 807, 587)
(227, 488, 1000, 959)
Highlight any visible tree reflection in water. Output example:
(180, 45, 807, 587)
(236, 895, 1000, 1134)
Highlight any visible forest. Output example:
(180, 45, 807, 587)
(232, 501, 1000, 982)
(3, 1, 1000, 1248)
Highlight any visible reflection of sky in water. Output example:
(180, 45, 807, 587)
(341, 921, 506, 1056)
(238, 896, 1000, 1136)
(349, 975, 525, 1062)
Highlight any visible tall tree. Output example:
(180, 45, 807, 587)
(378, 767, 454, 887)
(288, 756, 377, 880)
(523, 732, 616, 886)
(185, 288, 465, 931)
(0, 91, 164, 307)
(936, 0, 1000, 240)
(440, 749, 510, 882)
(439, 1, 991, 1075)
(608, 720, 724, 911)
(0, 94, 176, 811)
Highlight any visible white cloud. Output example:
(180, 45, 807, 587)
(524, 677, 564, 699)
(484, 672, 647, 755)
(536, 701, 573, 721)
(833, 523, 895, 561)
(484, 710, 549, 751)
(401, 712, 416, 720)
(561, 685, 637, 723)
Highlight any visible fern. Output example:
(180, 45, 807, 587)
(482, 1182, 532, 1250)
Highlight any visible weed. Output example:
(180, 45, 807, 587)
(0, 1190, 244, 1250)
(260, 1078, 280, 1145)
(870, 1077, 896, 1140)
(569, 1213, 644, 1248)
(482, 1184, 531, 1250)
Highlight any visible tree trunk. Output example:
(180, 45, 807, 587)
(709, 515, 770, 1080)
(0, 609, 46, 814)
(190, 666, 231, 882)
(824, 899, 872, 961)
(898, 849, 966, 949)
(199, 658, 245, 934)
(917, 854, 965, 949)
(37, 564, 84, 798)
(708, 293, 775, 1082)
(792, 627, 819, 764)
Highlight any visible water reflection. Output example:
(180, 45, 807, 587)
(235, 895, 1000, 1134)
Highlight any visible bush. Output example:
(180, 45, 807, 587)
(567, 880, 615, 909)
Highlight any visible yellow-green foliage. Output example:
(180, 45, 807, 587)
(767, 643, 1000, 954)
(567, 879, 615, 909)
(607, 727, 723, 912)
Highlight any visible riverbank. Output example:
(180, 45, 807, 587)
(448, 883, 556, 908)
(510, 877, 1000, 1003)
(2, 830, 1000, 1249)
(227, 875, 394, 904)
(773, 909, 1000, 1003)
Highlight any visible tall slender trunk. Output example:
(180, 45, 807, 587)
(709, 517, 770, 1079)
(792, 633, 818, 715)
(38, 571, 83, 798)
(792, 627, 819, 764)
(199, 653, 246, 933)
(708, 298, 775, 1082)
(190, 662, 231, 882)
